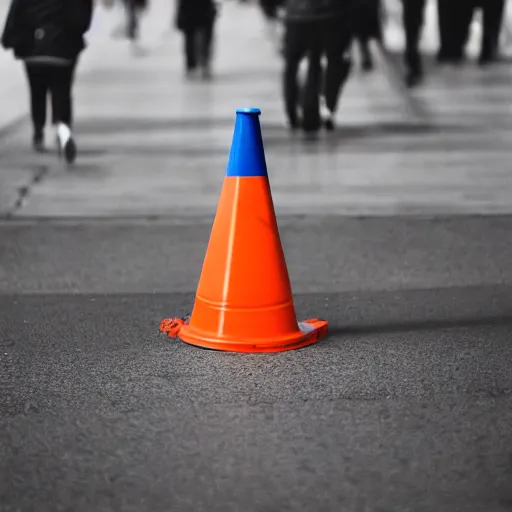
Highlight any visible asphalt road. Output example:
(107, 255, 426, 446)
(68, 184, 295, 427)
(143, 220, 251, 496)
(1, 216, 511, 512)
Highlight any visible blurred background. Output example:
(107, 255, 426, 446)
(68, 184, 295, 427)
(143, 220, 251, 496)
(1, 0, 512, 217)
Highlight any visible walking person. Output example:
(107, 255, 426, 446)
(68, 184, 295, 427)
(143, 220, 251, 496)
(175, 0, 219, 80)
(283, 0, 356, 134)
(1, 0, 93, 163)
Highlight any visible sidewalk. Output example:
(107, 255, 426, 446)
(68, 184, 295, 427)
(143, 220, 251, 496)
(2, 0, 512, 219)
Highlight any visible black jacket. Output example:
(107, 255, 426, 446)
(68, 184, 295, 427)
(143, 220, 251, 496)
(285, 0, 356, 22)
(1, 0, 93, 60)
(175, 0, 217, 31)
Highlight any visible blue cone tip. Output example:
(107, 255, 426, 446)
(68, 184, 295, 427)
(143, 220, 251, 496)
(226, 108, 267, 177)
(236, 107, 261, 115)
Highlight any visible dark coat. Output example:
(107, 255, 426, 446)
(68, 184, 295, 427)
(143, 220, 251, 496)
(175, 0, 217, 31)
(1, 0, 93, 60)
(285, 0, 356, 22)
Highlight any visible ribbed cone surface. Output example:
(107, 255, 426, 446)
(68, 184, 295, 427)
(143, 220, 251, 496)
(186, 176, 300, 343)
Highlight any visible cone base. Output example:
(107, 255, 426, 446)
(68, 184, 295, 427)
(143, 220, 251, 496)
(177, 318, 328, 353)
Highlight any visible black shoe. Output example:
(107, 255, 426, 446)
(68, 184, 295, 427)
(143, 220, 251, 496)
(33, 132, 45, 153)
(362, 57, 374, 72)
(361, 47, 374, 72)
(287, 109, 304, 131)
(436, 50, 453, 64)
(185, 64, 198, 79)
(405, 69, 423, 88)
(57, 133, 77, 164)
(201, 63, 212, 81)
(323, 118, 335, 132)
(288, 117, 299, 131)
(319, 97, 335, 132)
(302, 121, 321, 134)
(302, 128, 320, 142)
(478, 51, 500, 67)
(63, 137, 77, 164)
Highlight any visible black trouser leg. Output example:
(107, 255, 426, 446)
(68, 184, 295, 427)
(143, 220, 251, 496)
(125, 0, 139, 40)
(24, 64, 48, 137)
(437, 0, 451, 58)
(402, 0, 426, 75)
(283, 21, 308, 127)
(184, 28, 198, 70)
(301, 47, 322, 132)
(322, 20, 353, 113)
(358, 37, 372, 69)
(481, 0, 506, 62)
(441, 0, 474, 61)
(460, 2, 475, 49)
(49, 62, 77, 128)
(198, 20, 214, 67)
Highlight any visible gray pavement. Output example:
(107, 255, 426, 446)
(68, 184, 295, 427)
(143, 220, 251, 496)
(1, 216, 512, 294)
(1, 1, 512, 511)
(1, 217, 512, 511)
(1, 286, 512, 512)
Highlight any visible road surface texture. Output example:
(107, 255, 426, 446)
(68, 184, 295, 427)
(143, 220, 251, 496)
(1, 1, 511, 512)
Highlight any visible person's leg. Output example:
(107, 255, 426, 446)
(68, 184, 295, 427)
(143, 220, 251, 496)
(357, 35, 373, 71)
(321, 18, 353, 130)
(283, 21, 307, 129)
(125, 0, 139, 40)
(454, 0, 475, 61)
(491, 0, 507, 57)
(24, 63, 48, 150)
(436, 0, 452, 60)
(49, 62, 78, 163)
(402, 0, 426, 86)
(50, 62, 77, 127)
(301, 44, 322, 134)
(199, 18, 215, 78)
(353, 7, 371, 71)
(183, 27, 198, 74)
(358, 0, 379, 70)
(480, 0, 506, 64)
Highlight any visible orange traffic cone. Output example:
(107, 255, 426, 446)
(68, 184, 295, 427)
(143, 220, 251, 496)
(160, 108, 328, 353)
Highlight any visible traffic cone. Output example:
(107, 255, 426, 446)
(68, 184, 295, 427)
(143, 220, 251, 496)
(160, 108, 328, 353)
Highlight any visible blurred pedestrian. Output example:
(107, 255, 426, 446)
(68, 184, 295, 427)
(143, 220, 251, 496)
(283, 0, 356, 134)
(175, 0, 219, 80)
(1, 0, 93, 163)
